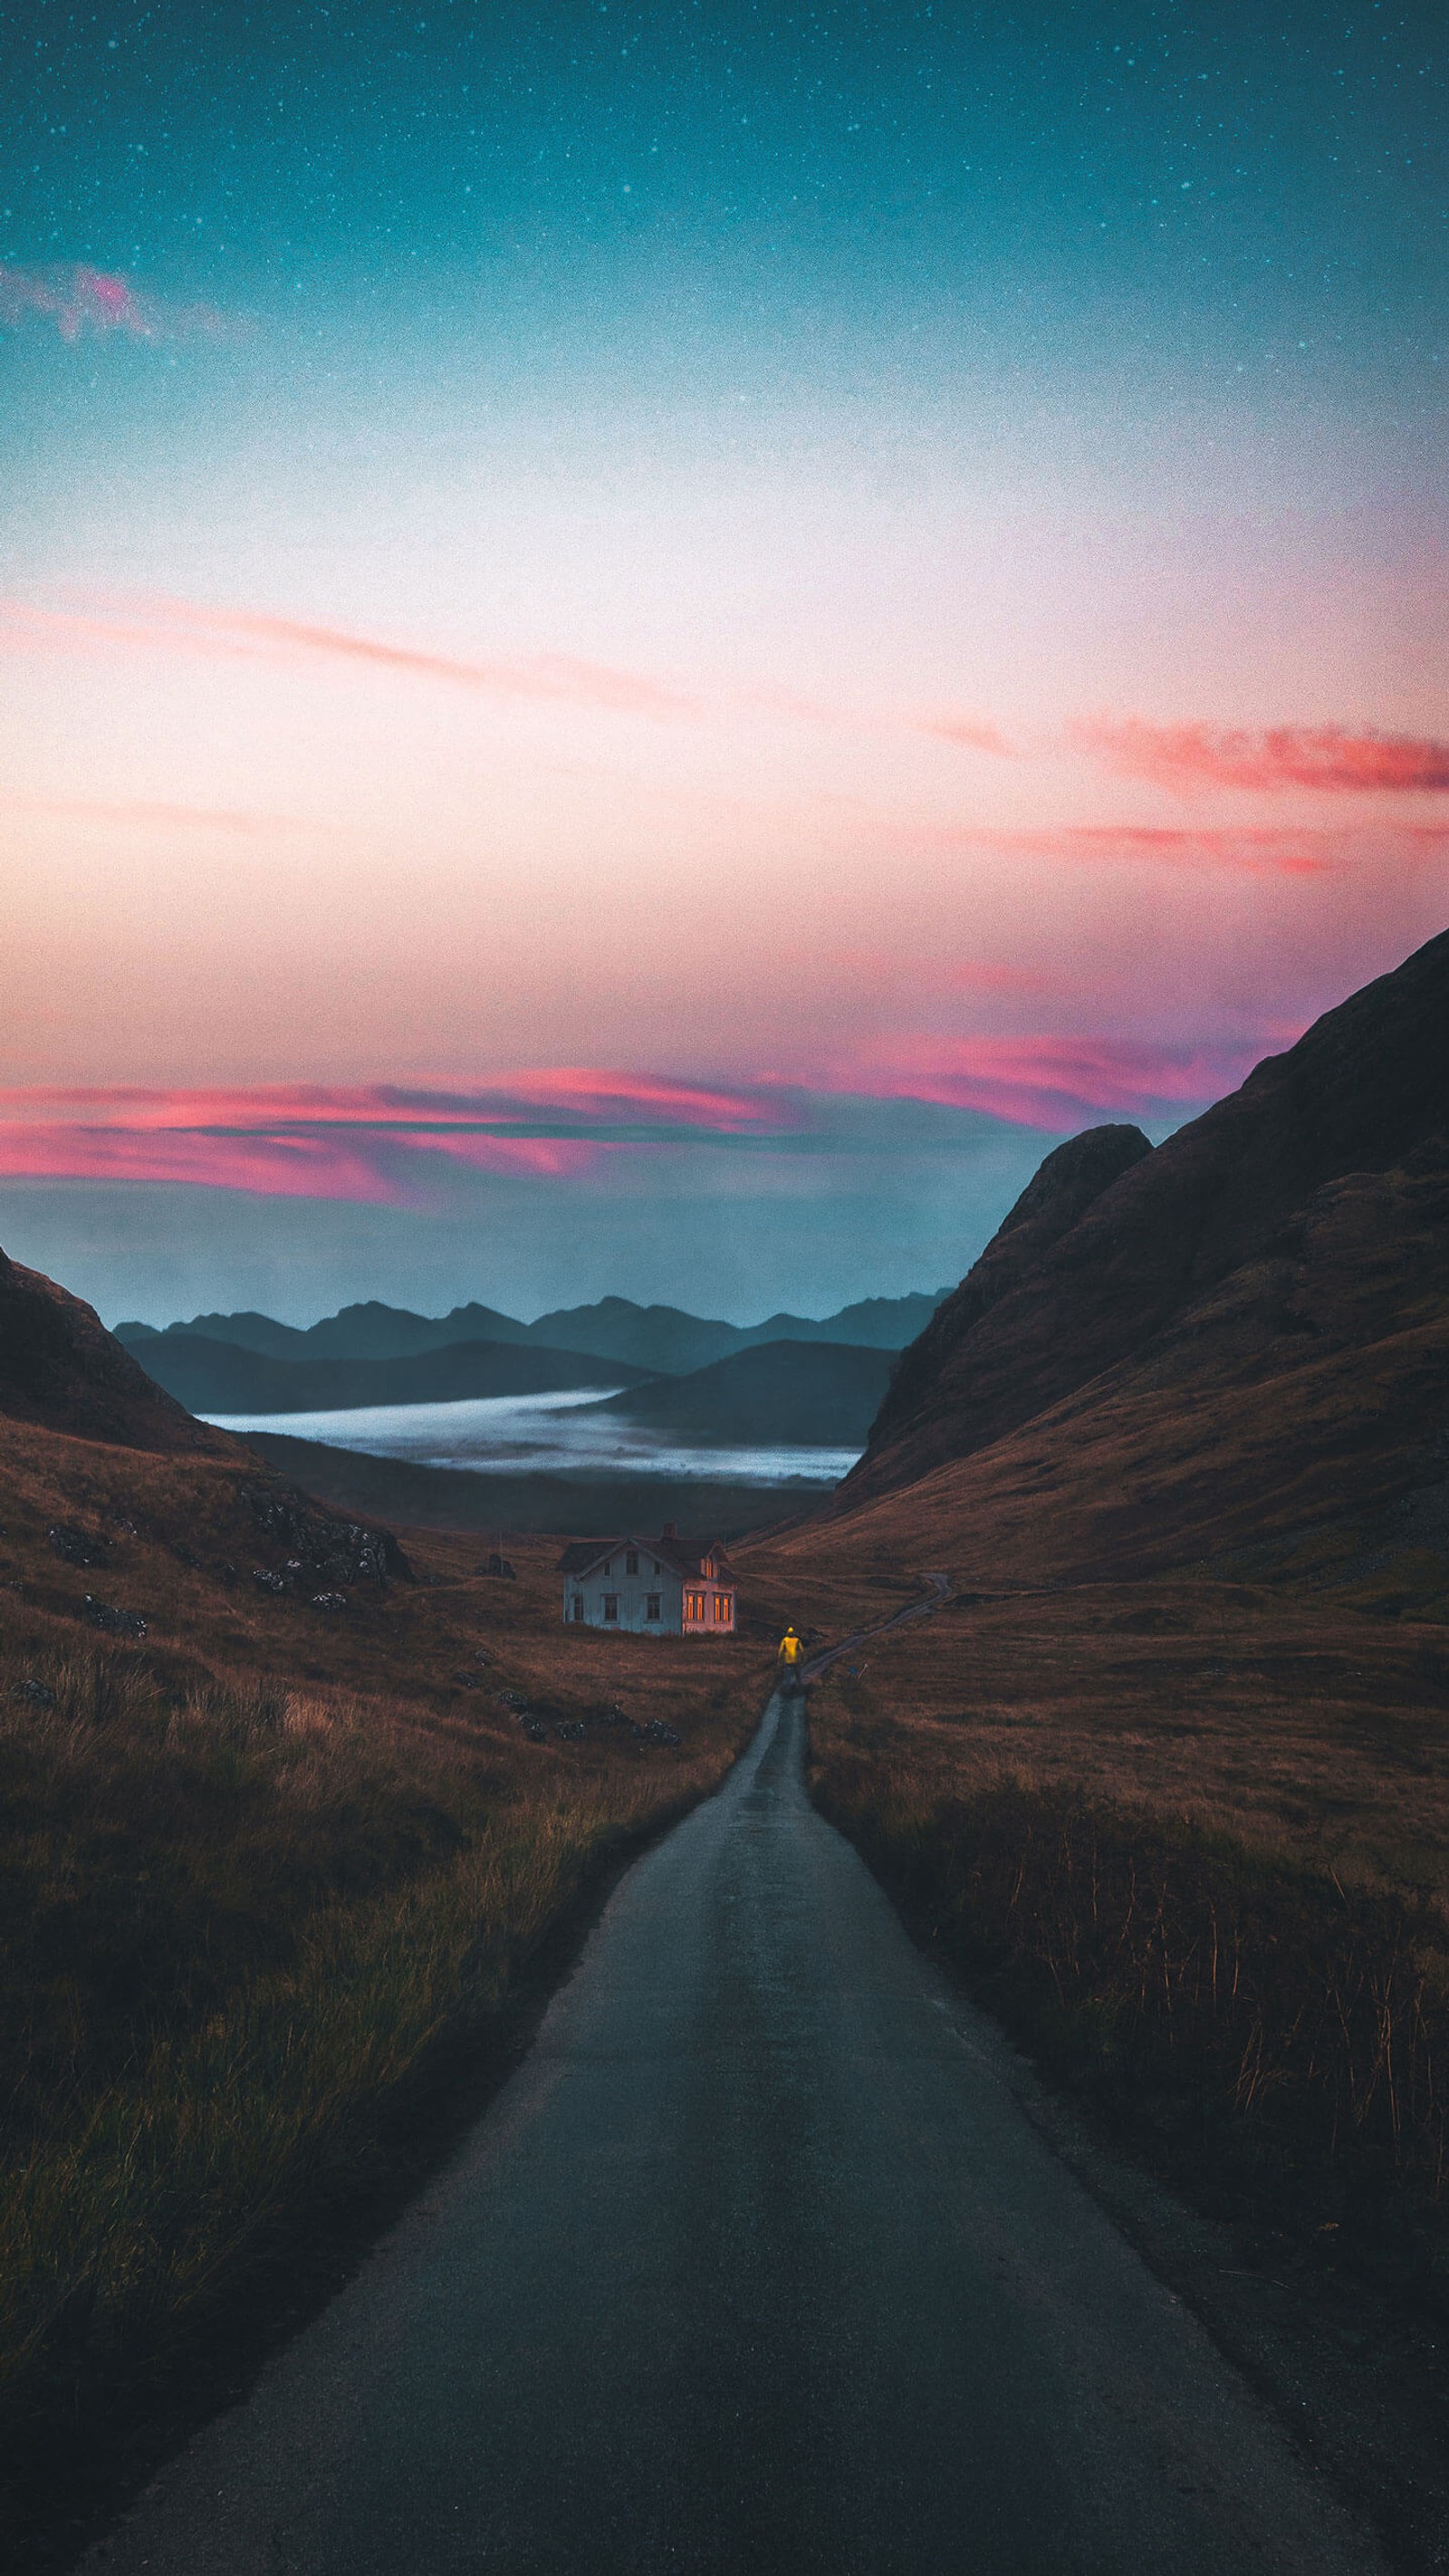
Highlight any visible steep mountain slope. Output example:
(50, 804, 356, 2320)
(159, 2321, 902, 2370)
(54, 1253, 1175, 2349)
(849, 928, 1449, 1505)
(0, 1243, 412, 1629)
(588, 1340, 896, 1447)
(0, 1250, 226, 1454)
(126, 1334, 655, 1418)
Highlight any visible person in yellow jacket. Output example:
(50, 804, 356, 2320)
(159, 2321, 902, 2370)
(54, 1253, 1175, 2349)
(777, 1627, 804, 1687)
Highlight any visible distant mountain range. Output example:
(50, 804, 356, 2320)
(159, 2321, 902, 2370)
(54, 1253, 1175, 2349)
(585, 1341, 896, 1448)
(113, 1322, 901, 1451)
(111, 1334, 657, 1420)
(115, 1288, 946, 1379)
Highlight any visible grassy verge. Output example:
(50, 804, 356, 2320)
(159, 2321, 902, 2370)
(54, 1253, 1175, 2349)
(0, 1630, 760, 2566)
(811, 1699, 1449, 2321)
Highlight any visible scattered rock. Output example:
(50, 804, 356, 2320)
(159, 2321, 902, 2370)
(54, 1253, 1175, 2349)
(82, 1596, 148, 1639)
(17, 1677, 55, 1706)
(554, 1717, 586, 1741)
(252, 1568, 288, 1596)
(644, 1718, 681, 1746)
(243, 1485, 409, 1590)
(311, 1591, 348, 1611)
(475, 1552, 516, 1579)
(48, 1523, 111, 1569)
(496, 1689, 528, 1710)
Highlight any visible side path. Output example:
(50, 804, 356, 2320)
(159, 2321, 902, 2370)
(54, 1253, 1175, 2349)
(800, 1567, 953, 1681)
(86, 1691, 1382, 2576)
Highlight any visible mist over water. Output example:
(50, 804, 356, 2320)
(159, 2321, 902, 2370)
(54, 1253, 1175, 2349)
(204, 1386, 859, 1487)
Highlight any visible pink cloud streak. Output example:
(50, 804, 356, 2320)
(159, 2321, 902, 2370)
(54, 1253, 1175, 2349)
(0, 598, 696, 719)
(0, 1075, 788, 1203)
(919, 715, 1016, 755)
(916, 822, 1336, 878)
(844, 1033, 1282, 1130)
(0, 264, 226, 341)
(1074, 716, 1449, 796)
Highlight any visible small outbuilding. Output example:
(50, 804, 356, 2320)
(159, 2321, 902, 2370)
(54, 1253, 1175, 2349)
(557, 1523, 735, 1637)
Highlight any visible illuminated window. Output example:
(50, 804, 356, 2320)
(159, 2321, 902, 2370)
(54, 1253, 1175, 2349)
(603, 1594, 619, 1622)
(714, 1593, 732, 1623)
(684, 1591, 705, 1620)
(646, 1593, 661, 1620)
(571, 1595, 584, 1623)
(626, 1550, 638, 1575)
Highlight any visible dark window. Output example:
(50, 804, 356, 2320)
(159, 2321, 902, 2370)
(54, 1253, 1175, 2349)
(602, 1593, 619, 1622)
(626, 1549, 638, 1575)
(571, 1595, 584, 1623)
(646, 1593, 661, 1620)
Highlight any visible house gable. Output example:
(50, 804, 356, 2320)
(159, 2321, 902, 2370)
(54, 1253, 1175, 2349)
(556, 1530, 735, 1636)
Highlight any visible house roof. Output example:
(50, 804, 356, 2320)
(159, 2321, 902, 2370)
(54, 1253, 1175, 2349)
(556, 1532, 735, 1582)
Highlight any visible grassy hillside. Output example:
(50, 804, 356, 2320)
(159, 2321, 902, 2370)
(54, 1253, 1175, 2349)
(738, 933, 1449, 2336)
(0, 1252, 781, 2563)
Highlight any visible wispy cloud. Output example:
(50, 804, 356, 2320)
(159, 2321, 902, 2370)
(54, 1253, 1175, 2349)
(0, 1076, 793, 1204)
(945, 960, 1071, 995)
(4, 796, 310, 837)
(0, 264, 227, 341)
(918, 714, 1017, 755)
(843, 1033, 1279, 1130)
(916, 822, 1338, 878)
(1073, 716, 1449, 796)
(0, 597, 697, 719)
(0, 1043, 1274, 1197)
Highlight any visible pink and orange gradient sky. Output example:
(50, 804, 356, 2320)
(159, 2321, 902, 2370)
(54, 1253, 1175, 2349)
(3, 3, 1445, 1322)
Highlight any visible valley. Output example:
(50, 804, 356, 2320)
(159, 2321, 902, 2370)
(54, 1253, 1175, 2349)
(3, 928, 1449, 2570)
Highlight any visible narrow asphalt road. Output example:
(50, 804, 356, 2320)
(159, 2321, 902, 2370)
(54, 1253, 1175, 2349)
(88, 1692, 1381, 2576)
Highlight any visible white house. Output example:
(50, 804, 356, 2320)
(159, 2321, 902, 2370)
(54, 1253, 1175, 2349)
(557, 1524, 736, 1637)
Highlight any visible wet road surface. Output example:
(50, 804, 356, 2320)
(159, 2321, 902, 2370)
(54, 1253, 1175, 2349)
(88, 1692, 1381, 2575)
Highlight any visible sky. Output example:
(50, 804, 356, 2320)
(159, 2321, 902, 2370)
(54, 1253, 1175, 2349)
(1, 0, 1444, 1324)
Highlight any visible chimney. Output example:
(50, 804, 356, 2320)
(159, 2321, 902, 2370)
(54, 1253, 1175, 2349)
(661, 1522, 677, 1541)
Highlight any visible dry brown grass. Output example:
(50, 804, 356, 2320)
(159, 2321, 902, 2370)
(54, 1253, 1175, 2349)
(798, 1580, 1449, 1900)
(772, 1572, 1449, 2318)
(0, 1414, 773, 2563)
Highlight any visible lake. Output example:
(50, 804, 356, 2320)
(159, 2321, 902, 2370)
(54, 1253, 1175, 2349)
(203, 1385, 861, 1488)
